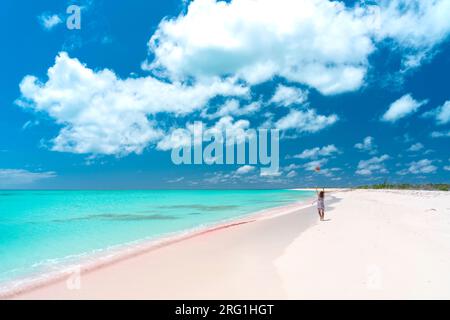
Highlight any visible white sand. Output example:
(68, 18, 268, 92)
(8, 189, 450, 300)
(276, 189, 450, 299)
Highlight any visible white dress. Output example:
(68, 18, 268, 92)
(317, 197, 325, 210)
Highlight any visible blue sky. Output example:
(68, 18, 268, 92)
(0, 0, 449, 189)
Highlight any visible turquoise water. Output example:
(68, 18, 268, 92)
(0, 189, 313, 288)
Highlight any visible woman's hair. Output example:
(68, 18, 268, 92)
(319, 191, 325, 198)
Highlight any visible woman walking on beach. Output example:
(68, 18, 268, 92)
(316, 188, 325, 221)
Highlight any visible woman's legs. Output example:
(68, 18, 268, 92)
(319, 209, 324, 220)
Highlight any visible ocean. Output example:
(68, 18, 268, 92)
(0, 189, 313, 291)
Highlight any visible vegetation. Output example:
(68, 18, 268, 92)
(357, 183, 449, 191)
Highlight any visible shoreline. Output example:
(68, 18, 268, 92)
(7, 188, 450, 300)
(1, 195, 317, 299)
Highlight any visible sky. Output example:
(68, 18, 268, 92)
(0, 0, 449, 189)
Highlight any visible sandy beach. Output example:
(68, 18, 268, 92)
(7, 189, 450, 300)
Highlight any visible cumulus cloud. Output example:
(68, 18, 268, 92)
(275, 109, 338, 132)
(398, 159, 437, 175)
(354, 136, 377, 154)
(145, 0, 450, 95)
(303, 159, 328, 172)
(286, 170, 297, 178)
(202, 172, 236, 184)
(156, 128, 192, 151)
(145, 0, 377, 95)
(269, 85, 308, 107)
(0, 169, 56, 187)
(18, 52, 248, 155)
(260, 170, 282, 177)
(302, 158, 337, 177)
(157, 116, 253, 151)
(430, 130, 450, 138)
(409, 159, 437, 174)
(381, 94, 427, 123)
(436, 101, 450, 124)
(293, 144, 339, 159)
(407, 142, 424, 152)
(376, 0, 450, 68)
(283, 163, 301, 171)
(423, 101, 450, 125)
(281, 163, 302, 178)
(356, 154, 389, 175)
(201, 168, 281, 185)
(38, 13, 62, 30)
(18, 1, 450, 158)
(236, 165, 255, 175)
(201, 99, 260, 119)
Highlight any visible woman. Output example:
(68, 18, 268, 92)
(316, 188, 325, 221)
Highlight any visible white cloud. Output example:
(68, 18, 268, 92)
(398, 159, 437, 175)
(302, 158, 337, 177)
(354, 136, 377, 154)
(381, 94, 427, 123)
(39, 14, 62, 30)
(356, 154, 389, 176)
(443, 166, 450, 171)
(203, 168, 284, 184)
(401, 133, 413, 143)
(202, 99, 260, 119)
(145, 0, 450, 95)
(167, 177, 185, 183)
(18, 52, 248, 155)
(303, 159, 328, 172)
(156, 128, 192, 151)
(19, 1, 450, 158)
(293, 144, 339, 159)
(283, 163, 301, 171)
(201, 168, 280, 185)
(269, 85, 308, 107)
(281, 163, 300, 178)
(260, 170, 282, 177)
(202, 172, 235, 184)
(236, 165, 255, 175)
(423, 101, 450, 125)
(430, 130, 450, 138)
(157, 116, 253, 151)
(0, 169, 56, 187)
(145, 0, 376, 95)
(436, 101, 450, 125)
(286, 170, 297, 178)
(376, 0, 450, 68)
(22, 120, 39, 131)
(407, 142, 424, 152)
(275, 109, 338, 132)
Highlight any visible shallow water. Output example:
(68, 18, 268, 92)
(0, 189, 313, 287)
